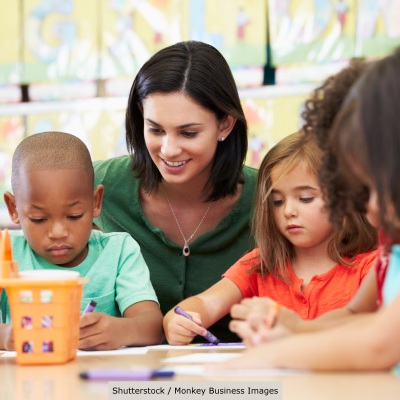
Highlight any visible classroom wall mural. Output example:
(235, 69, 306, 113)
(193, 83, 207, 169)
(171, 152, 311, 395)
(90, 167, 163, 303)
(0, 117, 25, 228)
(22, 0, 99, 82)
(0, 0, 399, 228)
(268, 0, 400, 65)
(0, 2, 21, 85)
(242, 94, 308, 168)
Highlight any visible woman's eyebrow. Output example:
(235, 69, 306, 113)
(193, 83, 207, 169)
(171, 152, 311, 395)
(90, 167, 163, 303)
(145, 118, 203, 129)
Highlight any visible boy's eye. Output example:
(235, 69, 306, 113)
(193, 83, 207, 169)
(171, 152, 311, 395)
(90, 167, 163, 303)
(29, 217, 46, 223)
(300, 197, 314, 203)
(68, 214, 83, 220)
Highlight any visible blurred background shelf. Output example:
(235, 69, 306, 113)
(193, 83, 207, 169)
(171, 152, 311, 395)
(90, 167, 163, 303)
(1, 0, 400, 228)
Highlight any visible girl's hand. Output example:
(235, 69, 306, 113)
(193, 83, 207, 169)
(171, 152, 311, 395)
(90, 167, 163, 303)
(229, 297, 294, 346)
(163, 308, 208, 345)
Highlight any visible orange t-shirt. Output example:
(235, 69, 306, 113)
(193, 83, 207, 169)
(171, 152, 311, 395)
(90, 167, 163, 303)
(223, 248, 378, 319)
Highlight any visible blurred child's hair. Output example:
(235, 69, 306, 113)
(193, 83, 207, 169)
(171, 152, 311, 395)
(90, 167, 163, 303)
(250, 131, 377, 281)
(302, 58, 370, 227)
(302, 58, 366, 151)
(328, 47, 400, 235)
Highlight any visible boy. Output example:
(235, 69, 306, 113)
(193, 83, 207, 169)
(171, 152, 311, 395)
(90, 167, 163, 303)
(0, 131, 163, 350)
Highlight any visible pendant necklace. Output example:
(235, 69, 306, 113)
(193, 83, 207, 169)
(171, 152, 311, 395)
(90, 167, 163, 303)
(163, 189, 211, 256)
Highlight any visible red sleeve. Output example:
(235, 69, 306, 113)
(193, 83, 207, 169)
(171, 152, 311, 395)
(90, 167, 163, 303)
(223, 248, 260, 298)
(354, 250, 378, 281)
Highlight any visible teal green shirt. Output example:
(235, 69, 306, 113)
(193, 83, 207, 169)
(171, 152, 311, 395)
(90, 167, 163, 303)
(1, 230, 158, 323)
(94, 155, 257, 342)
(383, 245, 400, 374)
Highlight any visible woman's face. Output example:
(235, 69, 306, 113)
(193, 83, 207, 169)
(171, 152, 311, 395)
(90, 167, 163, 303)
(141, 92, 234, 189)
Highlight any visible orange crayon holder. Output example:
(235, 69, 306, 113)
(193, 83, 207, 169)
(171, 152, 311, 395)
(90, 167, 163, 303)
(1, 276, 86, 365)
(0, 229, 87, 365)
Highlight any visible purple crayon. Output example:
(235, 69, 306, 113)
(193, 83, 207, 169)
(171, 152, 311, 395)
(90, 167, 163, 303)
(80, 368, 174, 381)
(174, 306, 220, 345)
(82, 300, 97, 315)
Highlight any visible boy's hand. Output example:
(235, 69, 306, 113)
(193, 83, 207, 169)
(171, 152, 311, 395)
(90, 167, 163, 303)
(0, 324, 15, 351)
(163, 309, 208, 345)
(79, 312, 122, 350)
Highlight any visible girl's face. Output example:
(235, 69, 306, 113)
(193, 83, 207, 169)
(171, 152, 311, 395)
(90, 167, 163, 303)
(271, 161, 334, 251)
(142, 92, 235, 189)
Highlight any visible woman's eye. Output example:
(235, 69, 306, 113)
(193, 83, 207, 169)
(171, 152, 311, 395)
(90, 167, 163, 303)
(300, 197, 314, 203)
(182, 131, 198, 138)
(148, 127, 163, 134)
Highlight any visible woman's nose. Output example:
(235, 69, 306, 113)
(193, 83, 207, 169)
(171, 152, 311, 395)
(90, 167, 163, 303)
(160, 135, 182, 159)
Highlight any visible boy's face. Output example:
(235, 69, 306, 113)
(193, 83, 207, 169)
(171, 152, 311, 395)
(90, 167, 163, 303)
(5, 169, 103, 267)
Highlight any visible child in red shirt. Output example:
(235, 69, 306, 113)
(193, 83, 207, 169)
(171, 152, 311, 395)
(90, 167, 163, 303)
(163, 131, 377, 345)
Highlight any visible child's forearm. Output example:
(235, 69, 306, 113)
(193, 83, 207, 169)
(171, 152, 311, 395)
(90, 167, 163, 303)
(120, 309, 164, 346)
(267, 313, 390, 371)
(172, 279, 243, 329)
(290, 306, 356, 333)
(215, 312, 391, 371)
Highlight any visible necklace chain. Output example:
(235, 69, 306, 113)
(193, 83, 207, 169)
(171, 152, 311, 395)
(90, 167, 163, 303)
(163, 189, 211, 256)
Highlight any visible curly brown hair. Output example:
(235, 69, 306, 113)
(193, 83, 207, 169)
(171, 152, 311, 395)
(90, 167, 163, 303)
(302, 59, 372, 228)
(329, 47, 400, 235)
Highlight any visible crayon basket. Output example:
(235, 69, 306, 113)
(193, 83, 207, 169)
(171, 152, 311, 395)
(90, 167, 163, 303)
(0, 272, 86, 365)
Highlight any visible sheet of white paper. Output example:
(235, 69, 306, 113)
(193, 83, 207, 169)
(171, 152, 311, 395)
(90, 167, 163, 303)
(77, 347, 149, 356)
(162, 352, 240, 363)
(158, 365, 305, 376)
(0, 347, 148, 358)
(148, 343, 245, 351)
(0, 351, 16, 358)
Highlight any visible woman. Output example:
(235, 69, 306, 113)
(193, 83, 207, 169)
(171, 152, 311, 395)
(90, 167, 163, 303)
(93, 41, 257, 342)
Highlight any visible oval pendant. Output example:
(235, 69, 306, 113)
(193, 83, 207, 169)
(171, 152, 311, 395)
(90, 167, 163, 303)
(183, 245, 190, 256)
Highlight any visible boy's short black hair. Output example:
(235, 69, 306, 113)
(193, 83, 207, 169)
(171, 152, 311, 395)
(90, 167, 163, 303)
(12, 131, 94, 195)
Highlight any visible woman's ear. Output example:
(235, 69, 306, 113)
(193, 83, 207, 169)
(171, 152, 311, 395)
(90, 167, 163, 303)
(4, 192, 20, 224)
(218, 115, 237, 141)
(93, 185, 104, 218)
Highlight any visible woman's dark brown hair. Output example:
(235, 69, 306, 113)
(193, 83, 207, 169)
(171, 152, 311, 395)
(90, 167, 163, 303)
(125, 41, 248, 202)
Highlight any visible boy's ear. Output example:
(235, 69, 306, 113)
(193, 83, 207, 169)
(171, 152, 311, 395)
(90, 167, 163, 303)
(4, 192, 20, 224)
(93, 185, 104, 218)
(218, 115, 237, 141)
